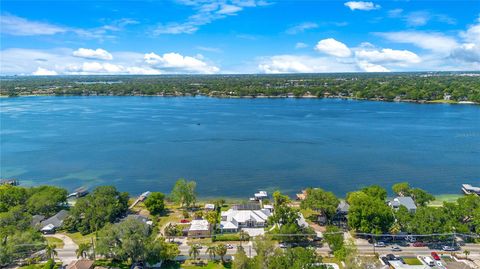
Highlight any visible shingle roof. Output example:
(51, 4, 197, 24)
(40, 210, 69, 228)
(66, 260, 94, 269)
(391, 197, 417, 211)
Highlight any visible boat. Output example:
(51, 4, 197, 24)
(462, 184, 480, 195)
(67, 186, 89, 198)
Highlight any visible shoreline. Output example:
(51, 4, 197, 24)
(1, 93, 478, 105)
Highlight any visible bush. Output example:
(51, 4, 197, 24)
(43, 259, 54, 269)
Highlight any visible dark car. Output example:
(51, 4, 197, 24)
(381, 257, 390, 265)
(386, 254, 398, 261)
(413, 242, 426, 247)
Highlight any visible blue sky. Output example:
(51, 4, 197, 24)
(1, 0, 479, 75)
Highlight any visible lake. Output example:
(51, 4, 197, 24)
(1, 96, 479, 198)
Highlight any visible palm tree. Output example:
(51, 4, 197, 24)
(189, 245, 200, 260)
(239, 230, 249, 247)
(464, 249, 470, 260)
(205, 246, 217, 261)
(45, 244, 58, 260)
(215, 244, 228, 263)
(76, 243, 91, 259)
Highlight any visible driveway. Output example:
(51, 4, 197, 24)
(44, 234, 78, 265)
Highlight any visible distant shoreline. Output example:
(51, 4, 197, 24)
(1, 93, 478, 105)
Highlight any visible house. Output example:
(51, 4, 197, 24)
(66, 260, 94, 269)
(121, 214, 153, 225)
(220, 207, 271, 233)
(31, 215, 45, 229)
(39, 210, 69, 234)
(389, 197, 417, 213)
(204, 203, 215, 211)
(188, 219, 211, 238)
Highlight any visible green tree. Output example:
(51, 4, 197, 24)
(69, 186, 129, 234)
(189, 245, 200, 260)
(324, 226, 344, 252)
(361, 185, 387, 201)
(171, 178, 197, 208)
(206, 246, 217, 260)
(45, 245, 57, 260)
(96, 218, 151, 262)
(0, 185, 28, 212)
(144, 192, 165, 215)
(215, 244, 228, 263)
(267, 247, 321, 269)
(26, 186, 67, 216)
(301, 188, 339, 223)
(76, 243, 91, 259)
(347, 191, 394, 233)
(410, 188, 435, 206)
(232, 246, 252, 269)
(392, 182, 411, 196)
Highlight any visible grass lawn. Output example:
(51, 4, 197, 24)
(66, 231, 95, 245)
(94, 259, 130, 269)
(429, 194, 462, 207)
(403, 257, 423, 265)
(46, 236, 64, 248)
(162, 261, 231, 269)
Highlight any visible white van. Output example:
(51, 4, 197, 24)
(423, 257, 435, 267)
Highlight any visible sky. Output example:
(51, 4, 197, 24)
(0, 0, 479, 75)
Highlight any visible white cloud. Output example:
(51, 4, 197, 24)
(451, 18, 480, 63)
(144, 52, 219, 73)
(32, 67, 58, 76)
(357, 61, 390, 72)
(0, 14, 68, 36)
(344, 1, 380, 11)
(376, 31, 458, 53)
(153, 0, 267, 35)
(315, 38, 352, 57)
(0, 48, 219, 75)
(295, 42, 308, 49)
(196, 46, 222, 53)
(258, 55, 357, 73)
(286, 22, 318, 35)
(217, 4, 243, 15)
(72, 48, 113, 60)
(355, 48, 421, 65)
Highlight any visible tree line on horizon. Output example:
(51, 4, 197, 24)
(1, 73, 480, 102)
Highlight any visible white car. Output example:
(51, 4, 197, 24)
(374, 242, 386, 247)
(391, 246, 402, 251)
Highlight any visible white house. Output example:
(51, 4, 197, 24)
(220, 208, 271, 233)
(188, 219, 211, 238)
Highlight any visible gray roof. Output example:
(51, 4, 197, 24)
(40, 210, 69, 228)
(390, 197, 417, 211)
(232, 203, 261, 211)
(32, 215, 45, 228)
(337, 201, 350, 213)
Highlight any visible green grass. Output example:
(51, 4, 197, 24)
(403, 257, 423, 265)
(18, 264, 44, 269)
(162, 261, 231, 269)
(45, 237, 64, 248)
(66, 232, 95, 245)
(429, 194, 463, 207)
(94, 259, 130, 269)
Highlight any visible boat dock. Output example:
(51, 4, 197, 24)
(129, 191, 151, 209)
(462, 184, 480, 196)
(0, 178, 19, 186)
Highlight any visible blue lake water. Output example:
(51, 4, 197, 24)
(1, 96, 479, 198)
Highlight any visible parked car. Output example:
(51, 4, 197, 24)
(226, 244, 234, 249)
(381, 257, 390, 265)
(431, 252, 440, 261)
(279, 243, 287, 249)
(391, 245, 402, 251)
(413, 242, 426, 247)
(442, 245, 459, 251)
(386, 254, 398, 260)
(374, 242, 386, 247)
(180, 219, 190, 223)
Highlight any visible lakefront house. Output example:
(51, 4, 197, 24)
(220, 204, 272, 233)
